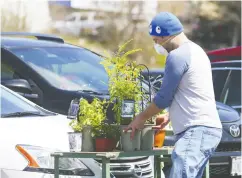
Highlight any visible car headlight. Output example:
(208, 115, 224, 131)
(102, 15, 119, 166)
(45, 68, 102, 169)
(16, 144, 94, 176)
(229, 124, 241, 138)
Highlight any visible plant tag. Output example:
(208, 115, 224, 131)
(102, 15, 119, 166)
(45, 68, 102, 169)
(67, 99, 80, 119)
(121, 100, 135, 118)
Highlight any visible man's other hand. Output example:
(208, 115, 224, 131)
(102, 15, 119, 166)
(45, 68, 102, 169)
(152, 113, 170, 131)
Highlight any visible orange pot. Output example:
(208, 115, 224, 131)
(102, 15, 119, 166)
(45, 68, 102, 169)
(153, 116, 166, 148)
(154, 130, 166, 148)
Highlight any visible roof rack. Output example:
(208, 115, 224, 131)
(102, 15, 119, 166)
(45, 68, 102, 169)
(1, 32, 64, 43)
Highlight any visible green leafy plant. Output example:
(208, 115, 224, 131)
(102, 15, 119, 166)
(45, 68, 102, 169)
(69, 98, 108, 132)
(93, 123, 120, 139)
(100, 39, 144, 124)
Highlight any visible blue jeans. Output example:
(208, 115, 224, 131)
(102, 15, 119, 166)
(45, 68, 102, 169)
(169, 126, 222, 178)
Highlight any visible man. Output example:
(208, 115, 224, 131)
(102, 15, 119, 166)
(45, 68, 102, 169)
(125, 12, 222, 178)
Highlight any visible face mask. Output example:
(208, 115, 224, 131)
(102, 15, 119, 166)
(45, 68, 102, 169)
(154, 43, 168, 56)
(153, 36, 174, 56)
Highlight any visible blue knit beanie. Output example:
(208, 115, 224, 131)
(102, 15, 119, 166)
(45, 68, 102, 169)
(149, 12, 183, 37)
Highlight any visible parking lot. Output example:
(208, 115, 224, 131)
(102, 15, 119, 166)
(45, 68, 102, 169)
(1, 1, 241, 178)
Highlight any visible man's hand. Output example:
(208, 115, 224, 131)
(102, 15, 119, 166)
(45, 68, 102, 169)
(153, 113, 170, 131)
(124, 113, 146, 140)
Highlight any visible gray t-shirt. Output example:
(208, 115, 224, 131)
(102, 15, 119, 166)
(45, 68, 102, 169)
(153, 41, 222, 134)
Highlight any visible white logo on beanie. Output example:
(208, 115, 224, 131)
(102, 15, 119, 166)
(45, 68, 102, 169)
(149, 25, 152, 33)
(156, 26, 161, 34)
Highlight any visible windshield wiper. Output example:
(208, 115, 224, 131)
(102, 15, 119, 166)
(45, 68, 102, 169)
(78, 90, 108, 95)
(1, 111, 46, 118)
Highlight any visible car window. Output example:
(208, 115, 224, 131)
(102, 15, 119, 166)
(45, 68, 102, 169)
(1, 62, 20, 80)
(1, 86, 40, 116)
(212, 70, 230, 101)
(222, 70, 241, 106)
(9, 47, 109, 92)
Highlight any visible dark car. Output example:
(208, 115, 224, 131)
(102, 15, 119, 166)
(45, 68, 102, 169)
(1, 32, 154, 177)
(1, 32, 111, 115)
(163, 102, 241, 178)
(211, 60, 241, 113)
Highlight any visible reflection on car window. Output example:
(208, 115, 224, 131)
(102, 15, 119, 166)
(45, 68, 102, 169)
(223, 70, 241, 106)
(1, 62, 20, 80)
(1, 86, 39, 116)
(10, 47, 109, 92)
(212, 70, 229, 101)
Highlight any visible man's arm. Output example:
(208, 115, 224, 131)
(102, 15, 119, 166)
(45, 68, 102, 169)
(139, 52, 190, 120)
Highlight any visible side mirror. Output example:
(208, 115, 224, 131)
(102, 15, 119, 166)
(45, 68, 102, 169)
(2, 79, 38, 99)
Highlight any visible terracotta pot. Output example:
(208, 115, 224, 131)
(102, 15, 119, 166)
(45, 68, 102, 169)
(95, 138, 117, 152)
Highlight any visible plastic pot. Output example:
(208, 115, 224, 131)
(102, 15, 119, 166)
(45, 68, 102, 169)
(95, 138, 117, 152)
(154, 129, 166, 148)
(68, 132, 82, 152)
(141, 125, 156, 150)
(82, 126, 94, 152)
(120, 125, 141, 151)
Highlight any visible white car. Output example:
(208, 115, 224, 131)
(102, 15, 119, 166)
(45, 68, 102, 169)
(52, 12, 105, 36)
(0, 85, 102, 178)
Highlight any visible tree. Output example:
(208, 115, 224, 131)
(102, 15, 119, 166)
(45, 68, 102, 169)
(188, 1, 241, 49)
(1, 1, 27, 32)
(93, 1, 146, 51)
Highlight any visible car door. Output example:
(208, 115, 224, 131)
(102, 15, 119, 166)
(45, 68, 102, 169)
(211, 68, 231, 102)
(220, 68, 241, 113)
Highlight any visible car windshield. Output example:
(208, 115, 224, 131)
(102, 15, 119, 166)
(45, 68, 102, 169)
(1, 86, 47, 116)
(9, 47, 109, 92)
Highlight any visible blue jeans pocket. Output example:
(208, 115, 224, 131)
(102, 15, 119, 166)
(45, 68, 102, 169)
(200, 128, 222, 157)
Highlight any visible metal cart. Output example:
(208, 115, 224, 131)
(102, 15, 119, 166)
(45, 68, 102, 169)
(51, 146, 210, 178)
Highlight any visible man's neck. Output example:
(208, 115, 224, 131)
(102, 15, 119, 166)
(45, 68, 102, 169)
(171, 33, 190, 49)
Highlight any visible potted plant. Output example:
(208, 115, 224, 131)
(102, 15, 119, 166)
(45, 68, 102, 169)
(93, 123, 120, 152)
(101, 39, 144, 151)
(69, 98, 107, 152)
(139, 95, 156, 151)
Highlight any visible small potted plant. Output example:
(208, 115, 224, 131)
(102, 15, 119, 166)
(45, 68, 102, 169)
(69, 98, 107, 152)
(93, 122, 120, 152)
